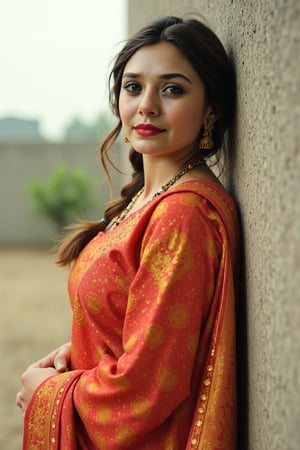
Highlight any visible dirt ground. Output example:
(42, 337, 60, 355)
(0, 248, 72, 450)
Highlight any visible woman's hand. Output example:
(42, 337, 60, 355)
(16, 342, 71, 413)
(33, 342, 71, 372)
(16, 365, 59, 413)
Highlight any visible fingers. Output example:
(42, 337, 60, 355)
(54, 342, 71, 372)
(16, 391, 24, 412)
(16, 391, 22, 407)
(32, 342, 71, 370)
(33, 350, 57, 368)
(17, 366, 60, 416)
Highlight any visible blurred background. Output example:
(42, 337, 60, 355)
(0, 1, 128, 448)
(0, 0, 128, 246)
(0, 1, 299, 449)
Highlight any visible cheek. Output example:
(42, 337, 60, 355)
(118, 96, 128, 124)
(118, 94, 136, 126)
(120, 109, 137, 131)
(170, 104, 204, 134)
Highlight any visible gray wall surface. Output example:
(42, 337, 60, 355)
(0, 141, 125, 245)
(127, 1, 300, 449)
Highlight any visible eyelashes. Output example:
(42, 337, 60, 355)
(162, 85, 184, 96)
(122, 82, 185, 97)
(122, 82, 141, 93)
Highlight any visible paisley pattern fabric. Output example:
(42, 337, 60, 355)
(23, 180, 240, 449)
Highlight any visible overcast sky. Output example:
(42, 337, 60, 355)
(0, 0, 127, 140)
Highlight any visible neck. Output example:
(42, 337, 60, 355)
(142, 155, 189, 199)
(112, 154, 204, 227)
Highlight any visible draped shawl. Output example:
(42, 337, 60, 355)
(23, 180, 240, 450)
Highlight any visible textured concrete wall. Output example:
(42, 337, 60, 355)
(0, 141, 124, 245)
(127, 1, 300, 449)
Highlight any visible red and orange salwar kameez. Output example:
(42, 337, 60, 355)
(23, 180, 240, 449)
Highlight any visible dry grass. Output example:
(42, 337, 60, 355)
(0, 248, 72, 449)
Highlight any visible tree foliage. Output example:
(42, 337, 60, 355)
(28, 164, 100, 230)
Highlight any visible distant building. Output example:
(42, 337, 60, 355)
(0, 116, 44, 141)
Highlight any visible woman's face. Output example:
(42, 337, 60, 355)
(119, 41, 212, 161)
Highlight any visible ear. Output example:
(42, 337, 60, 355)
(204, 107, 219, 125)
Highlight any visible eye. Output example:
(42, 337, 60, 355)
(122, 82, 141, 94)
(162, 85, 184, 96)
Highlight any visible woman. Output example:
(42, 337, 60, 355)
(17, 16, 239, 449)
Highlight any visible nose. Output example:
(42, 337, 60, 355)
(138, 89, 160, 116)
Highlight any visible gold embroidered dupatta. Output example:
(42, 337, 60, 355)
(185, 184, 239, 449)
(23, 181, 239, 450)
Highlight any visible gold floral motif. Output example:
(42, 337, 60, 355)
(142, 229, 192, 288)
(157, 367, 178, 392)
(144, 324, 165, 348)
(96, 405, 112, 424)
(78, 373, 89, 392)
(115, 424, 136, 446)
(79, 401, 89, 419)
(168, 303, 190, 328)
(86, 291, 101, 314)
(94, 432, 106, 449)
(126, 293, 137, 312)
(73, 296, 87, 328)
(180, 193, 201, 207)
(151, 201, 168, 220)
(131, 396, 150, 419)
(115, 274, 132, 293)
(86, 381, 101, 393)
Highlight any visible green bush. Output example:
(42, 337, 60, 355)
(28, 163, 100, 231)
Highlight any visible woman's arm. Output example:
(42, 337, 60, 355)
(70, 194, 222, 447)
(22, 193, 223, 449)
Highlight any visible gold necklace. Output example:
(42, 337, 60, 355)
(113, 159, 203, 226)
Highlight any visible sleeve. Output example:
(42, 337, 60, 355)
(72, 193, 223, 448)
(23, 193, 223, 450)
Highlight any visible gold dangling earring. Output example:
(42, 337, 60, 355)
(123, 136, 129, 143)
(199, 122, 214, 150)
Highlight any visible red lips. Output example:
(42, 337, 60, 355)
(134, 123, 164, 137)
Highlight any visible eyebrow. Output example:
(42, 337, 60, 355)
(122, 72, 192, 84)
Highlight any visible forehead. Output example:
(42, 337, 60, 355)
(124, 41, 198, 77)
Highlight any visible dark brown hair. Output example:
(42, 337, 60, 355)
(57, 15, 236, 265)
